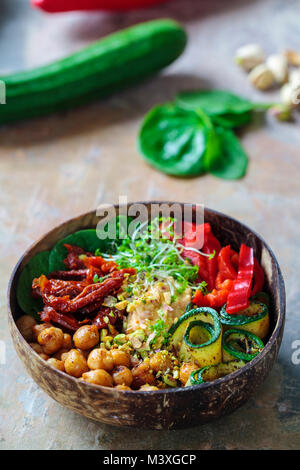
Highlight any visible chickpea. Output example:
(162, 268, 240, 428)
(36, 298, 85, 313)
(53, 348, 70, 360)
(29, 343, 43, 354)
(149, 351, 173, 374)
(63, 333, 73, 350)
(37, 327, 64, 355)
(39, 353, 50, 361)
(87, 348, 114, 371)
(64, 349, 88, 378)
(73, 325, 99, 350)
(179, 362, 199, 385)
(16, 315, 36, 342)
(32, 323, 52, 341)
(76, 348, 90, 359)
(112, 366, 133, 387)
(81, 369, 113, 387)
(61, 351, 71, 363)
(111, 349, 131, 368)
(131, 361, 155, 389)
(139, 384, 159, 391)
(47, 358, 65, 372)
(114, 385, 131, 391)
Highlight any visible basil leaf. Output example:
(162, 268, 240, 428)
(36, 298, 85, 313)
(16, 251, 50, 318)
(138, 104, 220, 177)
(207, 127, 248, 180)
(176, 90, 254, 116)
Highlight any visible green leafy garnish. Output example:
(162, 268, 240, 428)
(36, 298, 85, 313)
(208, 127, 248, 180)
(197, 281, 209, 295)
(176, 90, 254, 124)
(16, 251, 50, 319)
(138, 103, 220, 177)
(138, 89, 271, 180)
(101, 217, 199, 296)
(149, 313, 171, 346)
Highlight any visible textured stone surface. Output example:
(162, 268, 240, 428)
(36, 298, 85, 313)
(0, 0, 300, 450)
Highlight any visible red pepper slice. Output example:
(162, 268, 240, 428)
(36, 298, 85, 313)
(181, 223, 221, 291)
(31, 0, 170, 13)
(216, 245, 237, 285)
(226, 244, 254, 314)
(193, 279, 234, 309)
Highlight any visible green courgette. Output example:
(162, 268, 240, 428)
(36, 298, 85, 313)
(220, 301, 269, 339)
(168, 307, 222, 367)
(185, 360, 246, 386)
(222, 328, 264, 362)
(0, 19, 187, 124)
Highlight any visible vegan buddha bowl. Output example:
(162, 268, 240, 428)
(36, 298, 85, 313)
(8, 203, 285, 429)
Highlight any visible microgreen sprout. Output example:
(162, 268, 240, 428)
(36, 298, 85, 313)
(100, 217, 201, 296)
(149, 311, 171, 346)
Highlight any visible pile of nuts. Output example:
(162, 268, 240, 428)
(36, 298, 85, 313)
(235, 44, 300, 120)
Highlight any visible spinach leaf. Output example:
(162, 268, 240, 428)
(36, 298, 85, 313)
(207, 127, 248, 180)
(16, 251, 50, 318)
(138, 104, 220, 177)
(176, 90, 254, 116)
(213, 111, 252, 129)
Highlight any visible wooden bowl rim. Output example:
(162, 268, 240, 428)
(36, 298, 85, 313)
(7, 203, 286, 396)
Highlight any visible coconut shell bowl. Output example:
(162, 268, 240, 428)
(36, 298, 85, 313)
(8, 203, 285, 430)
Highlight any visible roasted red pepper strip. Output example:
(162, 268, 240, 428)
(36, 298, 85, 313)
(63, 244, 91, 270)
(42, 274, 125, 313)
(40, 306, 79, 331)
(31, 0, 170, 13)
(226, 244, 254, 314)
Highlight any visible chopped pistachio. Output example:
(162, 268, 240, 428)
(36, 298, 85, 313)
(115, 300, 128, 310)
(131, 337, 142, 349)
(102, 295, 117, 307)
(113, 334, 127, 345)
(100, 329, 108, 341)
(103, 336, 113, 343)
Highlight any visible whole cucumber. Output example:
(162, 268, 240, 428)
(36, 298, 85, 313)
(0, 19, 187, 124)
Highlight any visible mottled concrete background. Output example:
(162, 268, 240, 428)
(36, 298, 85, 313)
(0, 0, 299, 450)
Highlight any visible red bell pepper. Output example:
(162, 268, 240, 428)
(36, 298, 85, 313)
(193, 279, 234, 309)
(31, 0, 170, 13)
(216, 245, 238, 285)
(180, 222, 221, 291)
(226, 244, 254, 314)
